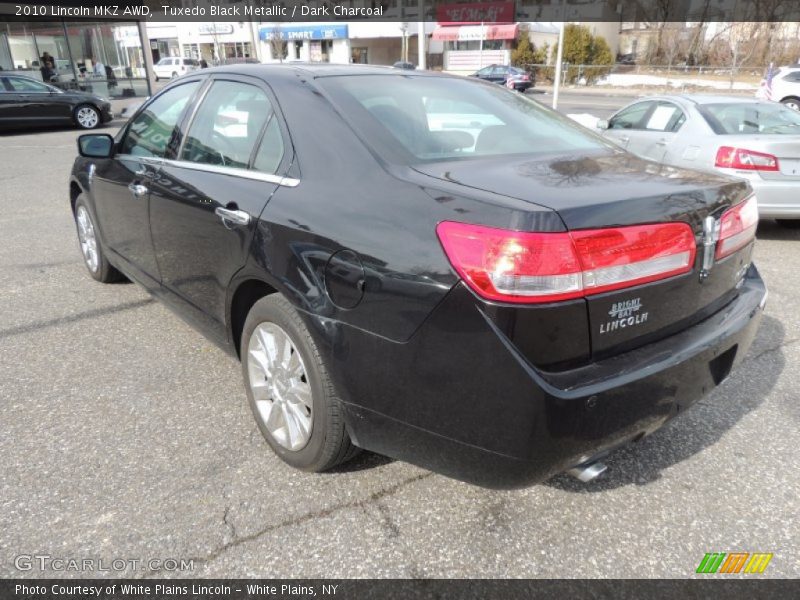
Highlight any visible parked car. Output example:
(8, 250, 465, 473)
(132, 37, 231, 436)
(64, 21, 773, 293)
(756, 65, 800, 110)
(153, 57, 199, 81)
(471, 64, 534, 92)
(598, 95, 800, 226)
(392, 61, 416, 70)
(616, 53, 636, 65)
(70, 65, 765, 488)
(0, 74, 112, 130)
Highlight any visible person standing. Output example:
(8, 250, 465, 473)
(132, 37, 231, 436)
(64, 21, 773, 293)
(90, 56, 105, 78)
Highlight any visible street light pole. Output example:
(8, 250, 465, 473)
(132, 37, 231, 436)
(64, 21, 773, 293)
(417, 0, 426, 69)
(552, 13, 566, 109)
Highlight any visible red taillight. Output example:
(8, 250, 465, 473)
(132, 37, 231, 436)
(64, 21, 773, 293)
(715, 146, 779, 171)
(436, 221, 696, 304)
(716, 195, 759, 259)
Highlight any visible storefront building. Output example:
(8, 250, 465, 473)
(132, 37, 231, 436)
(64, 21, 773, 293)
(0, 18, 151, 97)
(259, 24, 350, 64)
(433, 1, 518, 73)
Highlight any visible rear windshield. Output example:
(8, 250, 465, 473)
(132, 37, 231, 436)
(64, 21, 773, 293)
(318, 75, 613, 164)
(699, 102, 800, 135)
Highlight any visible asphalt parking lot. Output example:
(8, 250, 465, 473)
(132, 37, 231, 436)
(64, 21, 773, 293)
(1, 95, 798, 579)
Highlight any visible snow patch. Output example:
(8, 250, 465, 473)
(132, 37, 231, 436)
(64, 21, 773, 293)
(567, 113, 601, 130)
(596, 73, 758, 91)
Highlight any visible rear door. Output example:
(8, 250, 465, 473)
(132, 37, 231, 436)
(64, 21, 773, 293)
(148, 75, 292, 339)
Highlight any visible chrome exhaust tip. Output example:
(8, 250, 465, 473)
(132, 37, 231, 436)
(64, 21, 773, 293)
(567, 461, 608, 483)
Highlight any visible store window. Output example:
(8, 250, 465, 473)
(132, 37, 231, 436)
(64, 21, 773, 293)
(0, 19, 149, 97)
(311, 40, 333, 63)
(351, 47, 368, 64)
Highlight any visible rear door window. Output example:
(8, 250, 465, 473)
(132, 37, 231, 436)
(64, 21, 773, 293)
(180, 80, 272, 169)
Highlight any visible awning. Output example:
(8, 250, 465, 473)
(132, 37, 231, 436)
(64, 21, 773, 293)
(432, 24, 518, 42)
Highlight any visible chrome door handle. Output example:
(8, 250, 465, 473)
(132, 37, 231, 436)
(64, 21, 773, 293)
(656, 139, 668, 146)
(215, 206, 251, 226)
(619, 135, 630, 143)
(127, 182, 148, 197)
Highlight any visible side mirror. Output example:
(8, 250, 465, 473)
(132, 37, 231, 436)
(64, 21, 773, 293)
(596, 119, 610, 130)
(77, 134, 114, 158)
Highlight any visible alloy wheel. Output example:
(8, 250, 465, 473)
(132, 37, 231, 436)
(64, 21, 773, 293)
(247, 322, 313, 451)
(76, 107, 99, 129)
(76, 205, 99, 273)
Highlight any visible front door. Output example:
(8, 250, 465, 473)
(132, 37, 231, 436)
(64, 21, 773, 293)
(149, 76, 291, 339)
(604, 100, 656, 150)
(91, 79, 202, 285)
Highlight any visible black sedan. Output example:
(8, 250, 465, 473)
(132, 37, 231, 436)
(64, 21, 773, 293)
(472, 64, 534, 91)
(69, 65, 765, 488)
(0, 74, 112, 130)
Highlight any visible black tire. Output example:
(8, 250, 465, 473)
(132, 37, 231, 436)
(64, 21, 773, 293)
(241, 294, 359, 471)
(776, 219, 800, 228)
(155, 75, 160, 82)
(73, 104, 101, 129)
(171, 71, 178, 79)
(73, 195, 124, 283)
(780, 97, 800, 111)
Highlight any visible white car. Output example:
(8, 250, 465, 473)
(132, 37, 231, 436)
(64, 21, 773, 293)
(756, 65, 800, 110)
(153, 57, 199, 81)
(599, 95, 800, 226)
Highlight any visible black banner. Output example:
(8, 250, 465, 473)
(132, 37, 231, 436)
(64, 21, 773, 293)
(1, 579, 799, 600)
(2, 0, 800, 22)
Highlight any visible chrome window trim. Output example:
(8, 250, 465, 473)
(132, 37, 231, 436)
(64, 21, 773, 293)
(114, 153, 299, 187)
(161, 158, 300, 187)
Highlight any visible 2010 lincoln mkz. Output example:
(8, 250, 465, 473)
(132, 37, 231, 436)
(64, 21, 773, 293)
(69, 65, 766, 488)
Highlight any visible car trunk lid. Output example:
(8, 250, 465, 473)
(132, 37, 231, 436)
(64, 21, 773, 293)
(417, 151, 754, 360)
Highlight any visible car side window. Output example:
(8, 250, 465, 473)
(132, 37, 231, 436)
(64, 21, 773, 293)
(476, 67, 492, 77)
(643, 102, 686, 132)
(491, 66, 507, 77)
(6, 77, 50, 92)
(252, 116, 285, 175)
(608, 102, 654, 130)
(121, 81, 200, 158)
(180, 80, 272, 170)
(783, 71, 800, 82)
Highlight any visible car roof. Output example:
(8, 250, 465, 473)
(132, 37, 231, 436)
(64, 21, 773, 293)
(202, 63, 450, 79)
(0, 72, 38, 80)
(632, 94, 769, 106)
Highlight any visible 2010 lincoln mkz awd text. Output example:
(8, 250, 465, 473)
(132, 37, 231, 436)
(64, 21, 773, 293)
(69, 65, 766, 488)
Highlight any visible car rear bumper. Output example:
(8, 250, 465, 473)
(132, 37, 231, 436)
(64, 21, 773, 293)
(334, 265, 766, 488)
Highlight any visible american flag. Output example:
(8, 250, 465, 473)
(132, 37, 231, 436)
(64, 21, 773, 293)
(764, 62, 775, 101)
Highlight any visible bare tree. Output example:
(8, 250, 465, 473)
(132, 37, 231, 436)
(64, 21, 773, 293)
(269, 26, 287, 63)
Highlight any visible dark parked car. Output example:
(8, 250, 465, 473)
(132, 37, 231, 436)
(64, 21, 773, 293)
(69, 65, 765, 488)
(392, 61, 416, 70)
(0, 74, 112, 130)
(472, 64, 534, 91)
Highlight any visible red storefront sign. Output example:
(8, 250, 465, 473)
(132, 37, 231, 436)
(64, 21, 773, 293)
(435, 1, 516, 24)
